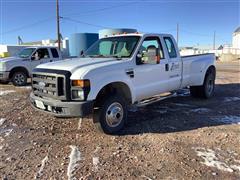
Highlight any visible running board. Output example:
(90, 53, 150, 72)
(128, 92, 177, 112)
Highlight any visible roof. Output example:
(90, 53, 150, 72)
(234, 27, 240, 33)
(104, 33, 172, 38)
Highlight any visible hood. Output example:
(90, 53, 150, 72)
(0, 56, 28, 63)
(36, 57, 123, 73)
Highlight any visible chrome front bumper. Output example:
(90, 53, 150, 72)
(30, 92, 94, 118)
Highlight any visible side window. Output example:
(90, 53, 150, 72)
(51, 48, 59, 58)
(32, 48, 50, 60)
(138, 37, 164, 65)
(164, 37, 177, 58)
(99, 41, 112, 55)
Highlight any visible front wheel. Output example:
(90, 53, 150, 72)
(93, 95, 127, 134)
(12, 71, 27, 86)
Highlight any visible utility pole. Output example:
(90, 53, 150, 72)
(213, 31, 216, 50)
(177, 23, 179, 46)
(56, 0, 61, 50)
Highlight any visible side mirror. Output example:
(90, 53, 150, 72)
(136, 52, 143, 65)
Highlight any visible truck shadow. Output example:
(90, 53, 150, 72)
(117, 83, 240, 136)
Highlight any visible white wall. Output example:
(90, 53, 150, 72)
(0, 45, 31, 56)
(232, 33, 240, 49)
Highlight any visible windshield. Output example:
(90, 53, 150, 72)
(18, 48, 36, 58)
(84, 36, 140, 58)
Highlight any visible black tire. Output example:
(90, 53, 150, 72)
(93, 95, 127, 134)
(12, 71, 27, 86)
(190, 69, 215, 99)
(190, 86, 199, 98)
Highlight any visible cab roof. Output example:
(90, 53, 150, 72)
(103, 32, 172, 38)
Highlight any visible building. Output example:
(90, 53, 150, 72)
(180, 27, 240, 60)
(232, 27, 240, 49)
(0, 38, 69, 58)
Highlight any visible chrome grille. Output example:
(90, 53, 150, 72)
(32, 73, 66, 100)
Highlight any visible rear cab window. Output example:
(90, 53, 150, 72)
(51, 48, 59, 58)
(163, 37, 177, 58)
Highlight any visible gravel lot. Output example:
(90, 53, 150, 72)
(0, 61, 239, 180)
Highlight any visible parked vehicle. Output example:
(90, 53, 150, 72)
(0, 46, 62, 86)
(30, 33, 216, 134)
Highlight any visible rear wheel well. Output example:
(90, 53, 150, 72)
(9, 67, 30, 79)
(94, 82, 132, 107)
(206, 65, 216, 79)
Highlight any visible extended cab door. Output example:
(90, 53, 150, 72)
(163, 36, 182, 91)
(132, 36, 169, 101)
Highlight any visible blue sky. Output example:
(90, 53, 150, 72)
(0, 0, 239, 47)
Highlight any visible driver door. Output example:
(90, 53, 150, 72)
(30, 48, 51, 72)
(132, 36, 169, 101)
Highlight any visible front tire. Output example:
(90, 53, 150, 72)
(93, 95, 127, 134)
(12, 71, 27, 86)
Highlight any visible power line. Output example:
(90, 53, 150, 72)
(0, 1, 143, 36)
(0, 17, 54, 35)
(180, 28, 212, 37)
(61, 0, 143, 17)
(62, 17, 110, 29)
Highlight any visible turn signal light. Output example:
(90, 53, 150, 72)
(72, 80, 90, 88)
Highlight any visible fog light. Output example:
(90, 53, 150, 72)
(72, 90, 84, 100)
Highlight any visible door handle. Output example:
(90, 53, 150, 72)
(125, 69, 134, 78)
(165, 64, 169, 71)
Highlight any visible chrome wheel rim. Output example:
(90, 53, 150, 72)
(14, 73, 25, 85)
(105, 102, 123, 128)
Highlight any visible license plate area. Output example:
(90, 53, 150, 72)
(35, 100, 45, 110)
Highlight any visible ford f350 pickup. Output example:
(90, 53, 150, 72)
(0, 46, 62, 86)
(30, 33, 216, 134)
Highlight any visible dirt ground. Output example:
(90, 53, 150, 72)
(0, 61, 239, 180)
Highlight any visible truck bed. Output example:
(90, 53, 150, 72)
(181, 53, 215, 58)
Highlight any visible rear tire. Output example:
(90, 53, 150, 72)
(190, 68, 215, 99)
(93, 95, 127, 134)
(12, 71, 27, 86)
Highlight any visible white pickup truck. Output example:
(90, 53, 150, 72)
(0, 46, 62, 86)
(30, 33, 216, 134)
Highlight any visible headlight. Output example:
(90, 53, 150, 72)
(0, 62, 5, 70)
(72, 90, 85, 100)
(71, 79, 90, 100)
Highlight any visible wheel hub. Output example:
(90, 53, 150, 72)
(14, 74, 25, 84)
(105, 102, 123, 128)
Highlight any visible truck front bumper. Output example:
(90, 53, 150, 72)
(0, 71, 10, 82)
(30, 92, 94, 118)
